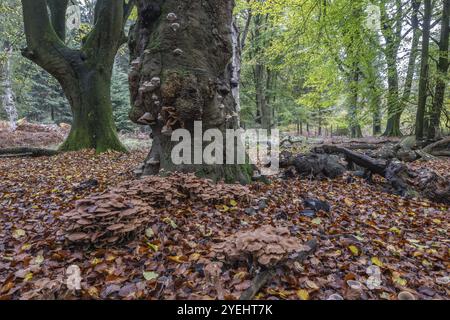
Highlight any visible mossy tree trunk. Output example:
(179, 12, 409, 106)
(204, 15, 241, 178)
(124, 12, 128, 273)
(21, 0, 133, 152)
(129, 0, 253, 183)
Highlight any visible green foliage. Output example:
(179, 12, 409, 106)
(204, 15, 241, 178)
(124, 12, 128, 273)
(111, 62, 136, 132)
(236, 0, 448, 136)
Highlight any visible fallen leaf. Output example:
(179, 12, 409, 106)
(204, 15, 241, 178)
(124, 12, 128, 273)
(296, 289, 309, 300)
(143, 271, 159, 281)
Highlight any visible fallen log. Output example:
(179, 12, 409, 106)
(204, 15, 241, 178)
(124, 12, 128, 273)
(0, 147, 59, 158)
(319, 145, 450, 204)
(422, 137, 450, 156)
(343, 144, 381, 150)
(319, 145, 387, 176)
(280, 151, 346, 179)
(240, 239, 318, 300)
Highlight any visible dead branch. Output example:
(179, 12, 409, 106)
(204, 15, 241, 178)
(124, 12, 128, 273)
(240, 239, 318, 300)
(0, 147, 59, 158)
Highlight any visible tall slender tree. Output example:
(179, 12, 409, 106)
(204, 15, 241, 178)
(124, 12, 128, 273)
(428, 0, 450, 140)
(415, 0, 432, 141)
(380, 0, 403, 136)
(20, 0, 135, 152)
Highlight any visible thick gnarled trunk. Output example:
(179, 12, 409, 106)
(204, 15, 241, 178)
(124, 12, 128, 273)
(21, 0, 128, 153)
(129, 0, 252, 183)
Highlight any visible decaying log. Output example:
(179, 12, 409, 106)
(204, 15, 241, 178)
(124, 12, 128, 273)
(319, 145, 450, 204)
(0, 147, 59, 158)
(422, 137, 450, 156)
(343, 144, 381, 150)
(240, 239, 318, 300)
(280, 152, 346, 179)
(319, 145, 387, 176)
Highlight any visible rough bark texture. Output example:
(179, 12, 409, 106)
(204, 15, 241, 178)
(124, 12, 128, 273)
(21, 0, 128, 153)
(129, 0, 252, 183)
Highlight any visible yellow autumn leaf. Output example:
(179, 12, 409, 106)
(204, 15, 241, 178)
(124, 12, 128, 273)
(344, 198, 354, 207)
(88, 287, 99, 297)
(168, 256, 186, 264)
(233, 271, 247, 280)
(34, 255, 44, 265)
(371, 257, 384, 267)
(143, 271, 159, 281)
(422, 259, 432, 267)
(230, 199, 238, 207)
(255, 293, 265, 300)
(163, 217, 177, 228)
(13, 229, 26, 239)
(189, 253, 201, 261)
(105, 254, 116, 262)
(349, 245, 359, 256)
(389, 227, 401, 235)
(297, 289, 309, 300)
(24, 272, 33, 282)
(393, 276, 407, 286)
(147, 242, 159, 252)
(266, 288, 288, 299)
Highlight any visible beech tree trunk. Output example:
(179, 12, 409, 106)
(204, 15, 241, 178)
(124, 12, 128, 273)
(415, 0, 432, 141)
(21, 0, 130, 152)
(129, 0, 253, 183)
(400, 0, 421, 113)
(348, 67, 362, 139)
(381, 0, 403, 137)
(428, 0, 450, 140)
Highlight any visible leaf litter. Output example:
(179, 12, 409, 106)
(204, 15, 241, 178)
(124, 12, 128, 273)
(0, 150, 448, 300)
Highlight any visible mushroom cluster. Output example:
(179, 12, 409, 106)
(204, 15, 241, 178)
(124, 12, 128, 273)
(113, 173, 250, 207)
(62, 192, 153, 246)
(212, 226, 311, 267)
(61, 173, 251, 247)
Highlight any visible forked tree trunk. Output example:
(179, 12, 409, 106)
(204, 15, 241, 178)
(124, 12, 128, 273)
(129, 0, 253, 183)
(21, 0, 129, 153)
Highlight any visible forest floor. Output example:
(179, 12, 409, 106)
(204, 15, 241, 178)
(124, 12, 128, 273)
(0, 123, 449, 300)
